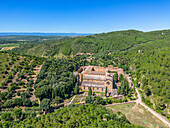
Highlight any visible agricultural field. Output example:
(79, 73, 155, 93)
(107, 103, 166, 128)
(0, 43, 20, 47)
(0, 51, 44, 113)
(1, 47, 16, 51)
(0, 43, 20, 51)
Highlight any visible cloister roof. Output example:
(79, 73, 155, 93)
(83, 75, 112, 81)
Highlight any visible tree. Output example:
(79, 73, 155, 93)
(81, 74, 83, 84)
(34, 86, 51, 101)
(13, 98, 22, 106)
(105, 86, 107, 96)
(85, 96, 93, 104)
(74, 83, 79, 94)
(54, 96, 62, 104)
(119, 74, 124, 82)
(154, 96, 166, 110)
(1, 112, 12, 121)
(144, 85, 151, 96)
(13, 108, 22, 120)
(22, 98, 31, 106)
(105, 97, 111, 105)
(88, 87, 92, 96)
(117, 87, 121, 94)
(114, 73, 118, 83)
(40, 98, 51, 111)
(94, 96, 105, 105)
(3, 100, 13, 108)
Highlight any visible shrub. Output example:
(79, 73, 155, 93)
(13, 98, 22, 106)
(22, 98, 31, 106)
(17, 91, 20, 96)
(1, 112, 12, 121)
(32, 100, 39, 106)
(3, 100, 13, 108)
(40, 98, 51, 111)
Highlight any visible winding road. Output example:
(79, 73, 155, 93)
(135, 88, 170, 127)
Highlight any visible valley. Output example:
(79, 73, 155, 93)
(0, 29, 169, 127)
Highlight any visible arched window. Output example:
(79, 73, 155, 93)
(106, 82, 110, 85)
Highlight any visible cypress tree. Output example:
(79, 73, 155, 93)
(114, 73, 118, 83)
(81, 74, 83, 84)
(88, 87, 92, 96)
(74, 83, 79, 94)
(117, 87, 121, 94)
(119, 74, 124, 82)
(105, 86, 107, 96)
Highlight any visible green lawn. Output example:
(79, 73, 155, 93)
(107, 103, 166, 128)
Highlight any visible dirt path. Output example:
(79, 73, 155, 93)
(0, 47, 4, 51)
(65, 95, 76, 106)
(135, 88, 170, 127)
(30, 64, 43, 103)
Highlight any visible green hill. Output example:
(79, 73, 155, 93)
(12, 29, 170, 57)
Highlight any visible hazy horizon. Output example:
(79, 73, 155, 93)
(0, 28, 170, 34)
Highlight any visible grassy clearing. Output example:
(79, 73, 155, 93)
(54, 52, 67, 59)
(1, 47, 17, 51)
(81, 90, 105, 94)
(0, 43, 20, 47)
(107, 103, 166, 128)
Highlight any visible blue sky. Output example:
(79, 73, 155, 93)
(0, 0, 170, 33)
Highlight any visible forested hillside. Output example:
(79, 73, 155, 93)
(120, 46, 170, 118)
(12, 29, 170, 57)
(0, 104, 143, 128)
(34, 58, 78, 102)
(3, 29, 170, 121)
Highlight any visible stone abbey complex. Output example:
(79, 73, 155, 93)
(77, 65, 132, 96)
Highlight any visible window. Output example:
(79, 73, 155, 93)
(97, 88, 99, 91)
(84, 86, 85, 89)
(107, 82, 110, 85)
(102, 88, 103, 91)
(93, 87, 94, 90)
